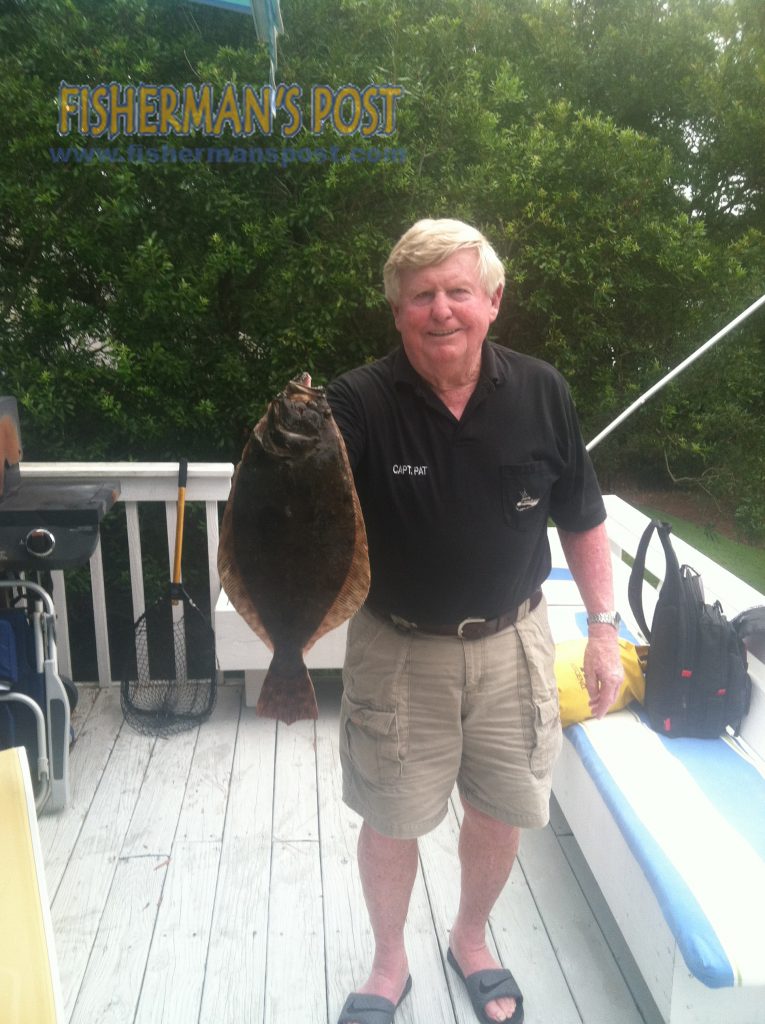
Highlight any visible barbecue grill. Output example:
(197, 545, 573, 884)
(0, 396, 120, 811)
(0, 398, 119, 570)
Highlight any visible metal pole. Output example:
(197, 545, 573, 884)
(587, 292, 765, 452)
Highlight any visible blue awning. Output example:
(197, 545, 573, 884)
(187, 0, 284, 94)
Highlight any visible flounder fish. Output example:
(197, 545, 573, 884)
(218, 374, 370, 724)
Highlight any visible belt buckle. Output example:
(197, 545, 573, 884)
(457, 616, 486, 639)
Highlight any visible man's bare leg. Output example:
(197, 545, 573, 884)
(348, 820, 418, 1015)
(449, 798, 521, 1022)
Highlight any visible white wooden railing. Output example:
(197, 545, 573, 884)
(16, 470, 765, 705)
(20, 462, 234, 686)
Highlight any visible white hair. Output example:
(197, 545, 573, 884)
(383, 218, 505, 303)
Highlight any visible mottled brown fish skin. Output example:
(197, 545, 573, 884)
(218, 378, 370, 724)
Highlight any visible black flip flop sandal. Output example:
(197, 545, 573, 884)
(447, 948, 524, 1024)
(337, 974, 412, 1024)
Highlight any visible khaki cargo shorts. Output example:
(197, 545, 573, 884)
(338, 594, 562, 839)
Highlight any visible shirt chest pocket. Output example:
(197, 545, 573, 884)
(500, 462, 555, 531)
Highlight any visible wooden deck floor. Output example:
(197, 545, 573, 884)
(38, 679, 664, 1024)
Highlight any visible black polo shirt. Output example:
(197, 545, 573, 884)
(326, 342, 605, 623)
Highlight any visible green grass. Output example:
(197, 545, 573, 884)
(636, 504, 765, 596)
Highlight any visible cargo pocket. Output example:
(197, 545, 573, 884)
(500, 462, 553, 532)
(514, 596, 562, 779)
(341, 694, 402, 782)
(529, 696, 562, 778)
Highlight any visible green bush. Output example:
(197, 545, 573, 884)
(0, 0, 763, 524)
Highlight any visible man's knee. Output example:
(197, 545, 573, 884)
(460, 795, 520, 839)
(359, 819, 419, 854)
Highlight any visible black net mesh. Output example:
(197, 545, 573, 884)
(121, 588, 217, 736)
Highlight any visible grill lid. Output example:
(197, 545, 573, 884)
(0, 397, 121, 570)
(0, 477, 120, 569)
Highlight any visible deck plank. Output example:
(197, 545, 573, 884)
(39, 687, 124, 897)
(273, 717, 319, 842)
(133, 839, 222, 1024)
(68, 715, 199, 1024)
(174, 684, 241, 843)
(557, 834, 665, 1024)
(120, 722, 199, 858)
(518, 823, 646, 1023)
(265, 839, 326, 1024)
(199, 706, 276, 1024)
(51, 719, 156, 1019)
(315, 688, 372, 1012)
(67, 855, 167, 1024)
(266, 714, 326, 1020)
(129, 687, 241, 1023)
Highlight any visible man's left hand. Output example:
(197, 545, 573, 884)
(583, 632, 625, 718)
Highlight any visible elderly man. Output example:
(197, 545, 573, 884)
(327, 219, 624, 1024)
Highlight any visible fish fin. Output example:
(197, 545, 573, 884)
(305, 444, 370, 650)
(256, 661, 318, 725)
(217, 462, 274, 651)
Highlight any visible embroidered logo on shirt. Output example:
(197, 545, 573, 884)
(392, 464, 429, 476)
(515, 489, 540, 511)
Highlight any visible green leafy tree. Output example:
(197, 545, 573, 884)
(0, 0, 763, 533)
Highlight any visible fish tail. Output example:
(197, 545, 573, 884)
(256, 658, 318, 725)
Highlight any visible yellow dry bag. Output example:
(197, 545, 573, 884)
(555, 637, 646, 728)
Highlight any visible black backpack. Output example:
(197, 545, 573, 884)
(627, 519, 752, 738)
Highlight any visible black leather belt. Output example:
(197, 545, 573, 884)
(368, 589, 543, 640)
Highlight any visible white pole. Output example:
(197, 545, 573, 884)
(587, 292, 765, 451)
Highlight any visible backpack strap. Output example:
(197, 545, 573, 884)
(628, 520, 682, 642)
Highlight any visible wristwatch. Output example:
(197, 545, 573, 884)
(587, 610, 622, 630)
